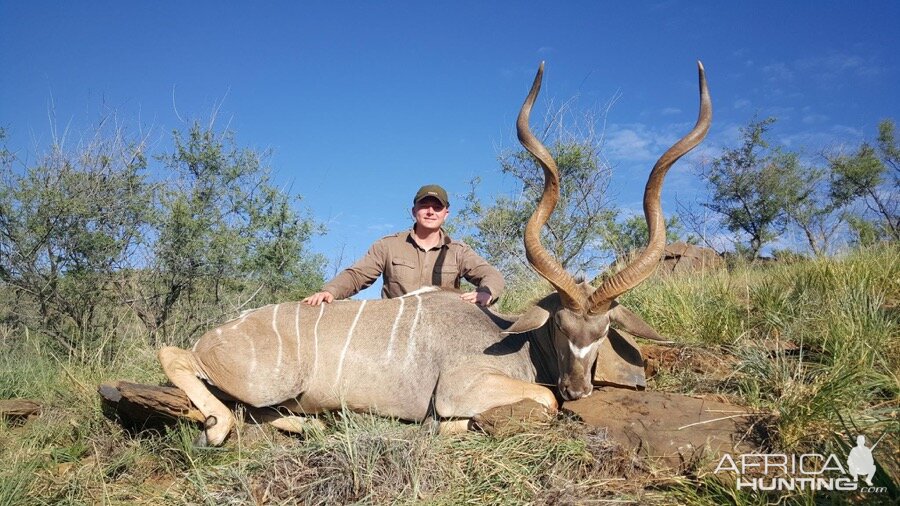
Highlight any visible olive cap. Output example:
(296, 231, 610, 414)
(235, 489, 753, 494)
(413, 184, 449, 207)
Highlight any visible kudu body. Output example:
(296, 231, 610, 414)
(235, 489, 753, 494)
(159, 62, 711, 446)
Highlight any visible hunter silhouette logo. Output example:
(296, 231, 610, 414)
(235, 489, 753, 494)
(847, 435, 876, 486)
(714, 433, 886, 493)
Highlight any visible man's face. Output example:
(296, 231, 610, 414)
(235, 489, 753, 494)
(412, 197, 449, 232)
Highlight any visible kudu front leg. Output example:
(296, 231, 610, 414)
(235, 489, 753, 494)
(158, 346, 234, 446)
(435, 373, 558, 434)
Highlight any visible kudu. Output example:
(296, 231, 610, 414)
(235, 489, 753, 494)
(159, 62, 711, 446)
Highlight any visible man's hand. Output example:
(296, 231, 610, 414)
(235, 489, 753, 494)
(460, 291, 492, 306)
(302, 291, 334, 306)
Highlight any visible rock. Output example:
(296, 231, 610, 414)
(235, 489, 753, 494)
(593, 329, 646, 389)
(612, 242, 723, 278)
(659, 242, 723, 275)
(563, 388, 765, 470)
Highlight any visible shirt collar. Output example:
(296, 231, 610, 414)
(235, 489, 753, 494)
(407, 226, 452, 249)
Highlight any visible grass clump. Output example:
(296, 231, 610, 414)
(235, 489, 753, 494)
(193, 412, 646, 505)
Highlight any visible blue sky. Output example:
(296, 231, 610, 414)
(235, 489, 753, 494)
(2, 2, 898, 296)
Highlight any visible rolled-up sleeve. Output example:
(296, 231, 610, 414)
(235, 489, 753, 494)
(322, 240, 388, 300)
(457, 243, 504, 302)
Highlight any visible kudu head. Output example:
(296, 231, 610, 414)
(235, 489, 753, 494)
(503, 62, 712, 400)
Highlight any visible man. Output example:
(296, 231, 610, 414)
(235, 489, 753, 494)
(302, 184, 504, 306)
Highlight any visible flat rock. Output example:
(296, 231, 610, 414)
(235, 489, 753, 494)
(616, 242, 724, 277)
(563, 388, 764, 470)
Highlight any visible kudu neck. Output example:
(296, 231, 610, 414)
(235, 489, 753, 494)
(526, 327, 561, 388)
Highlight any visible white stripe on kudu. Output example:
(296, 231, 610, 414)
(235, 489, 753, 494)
(246, 332, 257, 375)
(404, 294, 423, 363)
(271, 305, 283, 375)
(385, 296, 405, 360)
(311, 303, 325, 379)
(294, 302, 302, 370)
(335, 300, 367, 383)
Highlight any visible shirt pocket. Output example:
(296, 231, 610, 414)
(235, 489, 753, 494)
(388, 257, 418, 287)
(433, 262, 460, 287)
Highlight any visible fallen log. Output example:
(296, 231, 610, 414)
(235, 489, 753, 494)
(98, 381, 300, 431)
(0, 399, 42, 419)
(99, 381, 204, 431)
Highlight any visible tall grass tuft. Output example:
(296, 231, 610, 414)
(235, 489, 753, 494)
(621, 270, 748, 345)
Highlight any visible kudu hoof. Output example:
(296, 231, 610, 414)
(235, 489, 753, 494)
(193, 415, 219, 447)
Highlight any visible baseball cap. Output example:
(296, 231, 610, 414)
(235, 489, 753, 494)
(413, 184, 449, 207)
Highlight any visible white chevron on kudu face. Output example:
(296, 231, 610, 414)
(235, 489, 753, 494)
(158, 62, 711, 446)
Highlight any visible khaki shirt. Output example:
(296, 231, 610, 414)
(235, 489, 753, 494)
(322, 229, 504, 301)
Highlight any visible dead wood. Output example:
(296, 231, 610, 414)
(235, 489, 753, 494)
(99, 381, 205, 430)
(0, 399, 42, 419)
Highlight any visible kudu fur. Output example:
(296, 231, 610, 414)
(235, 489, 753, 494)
(159, 62, 712, 445)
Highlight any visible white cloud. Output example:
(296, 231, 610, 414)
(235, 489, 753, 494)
(733, 98, 751, 109)
(606, 126, 655, 162)
(802, 113, 828, 125)
(796, 51, 883, 80)
(606, 118, 727, 169)
(605, 123, 682, 163)
(779, 129, 850, 151)
(661, 107, 681, 116)
(831, 125, 864, 138)
(762, 62, 794, 83)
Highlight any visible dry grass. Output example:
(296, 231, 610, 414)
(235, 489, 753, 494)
(1, 245, 898, 504)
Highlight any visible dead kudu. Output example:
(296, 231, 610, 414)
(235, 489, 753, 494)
(158, 62, 712, 445)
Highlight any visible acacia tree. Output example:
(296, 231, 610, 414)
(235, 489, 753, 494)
(699, 118, 806, 259)
(123, 122, 326, 342)
(1, 119, 327, 354)
(781, 162, 851, 257)
(829, 119, 899, 243)
(0, 123, 153, 354)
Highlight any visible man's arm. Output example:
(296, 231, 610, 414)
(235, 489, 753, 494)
(457, 243, 505, 305)
(303, 240, 387, 305)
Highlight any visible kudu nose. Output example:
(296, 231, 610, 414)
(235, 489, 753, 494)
(560, 380, 593, 401)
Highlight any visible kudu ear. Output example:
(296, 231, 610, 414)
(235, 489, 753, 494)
(500, 293, 561, 335)
(593, 328, 647, 390)
(608, 301, 673, 343)
(501, 305, 550, 335)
